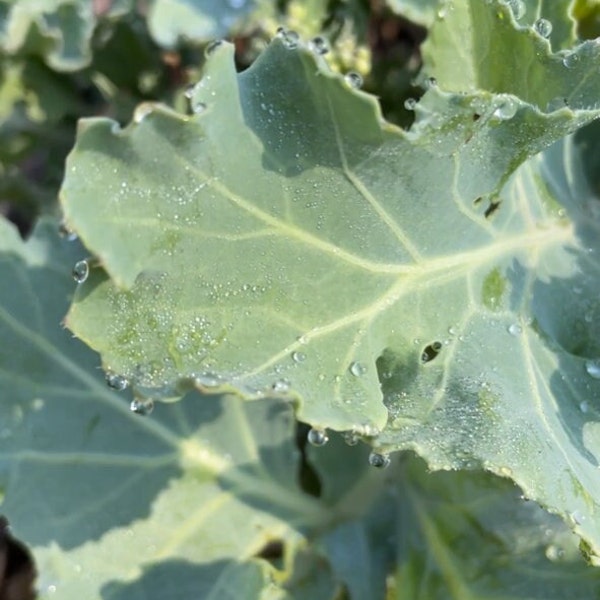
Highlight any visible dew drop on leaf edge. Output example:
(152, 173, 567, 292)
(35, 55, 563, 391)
(130, 398, 154, 416)
(534, 18, 552, 38)
(368, 452, 390, 469)
(307, 427, 329, 447)
(72, 260, 89, 284)
(276, 27, 299, 49)
(308, 36, 329, 55)
(344, 72, 363, 89)
(585, 360, 600, 379)
(105, 372, 129, 391)
(507, 323, 522, 336)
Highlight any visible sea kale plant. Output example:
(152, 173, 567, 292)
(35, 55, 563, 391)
(2, 0, 600, 598)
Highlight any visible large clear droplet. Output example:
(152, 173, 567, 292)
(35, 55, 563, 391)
(130, 398, 154, 416)
(307, 427, 329, 446)
(404, 97, 417, 110)
(585, 360, 600, 379)
(344, 72, 363, 89)
(368, 452, 390, 469)
(493, 96, 518, 120)
(106, 372, 129, 391)
(534, 18, 552, 38)
(72, 260, 89, 284)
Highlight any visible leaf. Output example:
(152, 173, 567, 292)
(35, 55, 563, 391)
(421, 0, 581, 96)
(144, 0, 271, 48)
(61, 16, 600, 554)
(312, 437, 600, 600)
(0, 0, 100, 71)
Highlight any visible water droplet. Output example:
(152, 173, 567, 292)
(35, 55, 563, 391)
(58, 221, 78, 241)
(448, 326, 457, 336)
(343, 431, 359, 446)
(580, 400, 590, 413)
(507, 323, 522, 336)
(570, 509, 585, 525)
(349, 361, 367, 377)
(585, 360, 600, 379)
(276, 27, 299, 49)
(545, 544, 564, 561)
(534, 18, 552, 38)
(105, 372, 129, 391)
(184, 83, 196, 99)
(191, 101, 207, 115)
(424, 76, 437, 89)
(498, 465, 512, 477)
(72, 260, 89, 284)
(292, 351, 306, 363)
(205, 40, 224, 57)
(562, 51, 580, 69)
(308, 36, 329, 55)
(307, 427, 329, 446)
(195, 372, 221, 388)
(368, 452, 390, 469)
(272, 378, 290, 393)
(130, 398, 154, 416)
(493, 95, 518, 120)
(344, 72, 363, 89)
(404, 97, 417, 110)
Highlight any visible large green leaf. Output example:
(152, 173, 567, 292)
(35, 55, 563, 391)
(61, 9, 600, 555)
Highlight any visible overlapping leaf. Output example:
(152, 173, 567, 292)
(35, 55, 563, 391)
(4, 218, 597, 598)
(0, 217, 337, 599)
(60, 1, 600, 558)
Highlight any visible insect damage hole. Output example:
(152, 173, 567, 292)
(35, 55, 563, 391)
(421, 341, 442, 364)
(484, 200, 501, 219)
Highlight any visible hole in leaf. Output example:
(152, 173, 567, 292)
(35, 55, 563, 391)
(421, 341, 442, 364)
(473, 113, 481, 121)
(0, 515, 37, 600)
(254, 539, 284, 562)
(484, 200, 501, 219)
